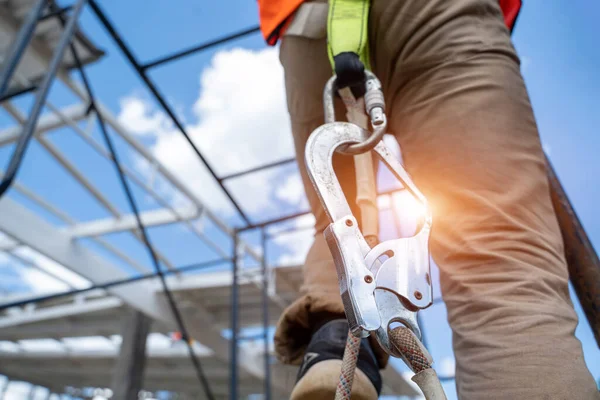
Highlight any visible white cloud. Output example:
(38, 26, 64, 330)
(267, 213, 315, 236)
(118, 96, 172, 137)
(117, 47, 296, 217)
(272, 228, 315, 266)
(275, 173, 307, 207)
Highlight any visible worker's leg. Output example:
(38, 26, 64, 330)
(369, 0, 599, 398)
(274, 34, 365, 364)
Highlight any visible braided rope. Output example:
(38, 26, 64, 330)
(389, 326, 431, 373)
(334, 330, 362, 400)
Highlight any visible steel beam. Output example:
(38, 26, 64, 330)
(62, 79, 259, 262)
(0, 197, 276, 387)
(87, 0, 250, 225)
(0, 0, 46, 96)
(37, 101, 226, 258)
(5, 251, 79, 289)
(141, 26, 260, 70)
(0, 197, 288, 394)
(2, 102, 174, 272)
(0, 236, 18, 251)
(218, 157, 295, 182)
(0, 297, 122, 330)
(260, 229, 271, 400)
(0, 103, 87, 147)
(2, 169, 147, 272)
(230, 234, 239, 400)
(65, 206, 200, 238)
(111, 309, 152, 400)
(0, 84, 38, 103)
(0, 347, 213, 360)
(0, 259, 228, 314)
(0, 196, 172, 323)
(0, 0, 87, 198)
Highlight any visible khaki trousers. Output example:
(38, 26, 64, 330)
(274, 0, 599, 398)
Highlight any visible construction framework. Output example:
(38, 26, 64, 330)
(0, 1, 597, 399)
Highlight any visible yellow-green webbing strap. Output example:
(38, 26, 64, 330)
(327, 0, 371, 71)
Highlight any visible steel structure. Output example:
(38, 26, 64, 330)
(0, 1, 419, 398)
(0, 1, 597, 399)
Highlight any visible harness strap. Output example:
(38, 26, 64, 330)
(327, 0, 371, 95)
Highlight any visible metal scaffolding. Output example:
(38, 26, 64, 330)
(0, 1, 597, 399)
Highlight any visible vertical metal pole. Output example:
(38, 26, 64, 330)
(0, 0, 87, 198)
(261, 228, 272, 400)
(111, 309, 152, 399)
(229, 232, 239, 400)
(0, 0, 47, 96)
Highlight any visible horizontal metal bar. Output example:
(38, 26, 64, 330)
(0, 102, 88, 147)
(4, 101, 176, 272)
(1, 168, 75, 224)
(142, 26, 260, 70)
(61, 78, 260, 261)
(219, 157, 296, 182)
(265, 224, 314, 239)
(0, 84, 38, 103)
(66, 207, 200, 238)
(37, 101, 226, 259)
(0, 258, 230, 311)
(239, 210, 311, 233)
(37, 136, 122, 216)
(239, 187, 407, 232)
(5, 251, 77, 289)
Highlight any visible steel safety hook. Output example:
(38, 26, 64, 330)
(305, 121, 433, 356)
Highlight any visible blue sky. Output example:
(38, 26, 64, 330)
(0, 0, 599, 399)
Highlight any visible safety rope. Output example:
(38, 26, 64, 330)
(389, 326, 431, 373)
(390, 326, 447, 399)
(335, 332, 362, 400)
(335, 325, 445, 399)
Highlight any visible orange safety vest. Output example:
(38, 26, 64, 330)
(258, 0, 522, 46)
